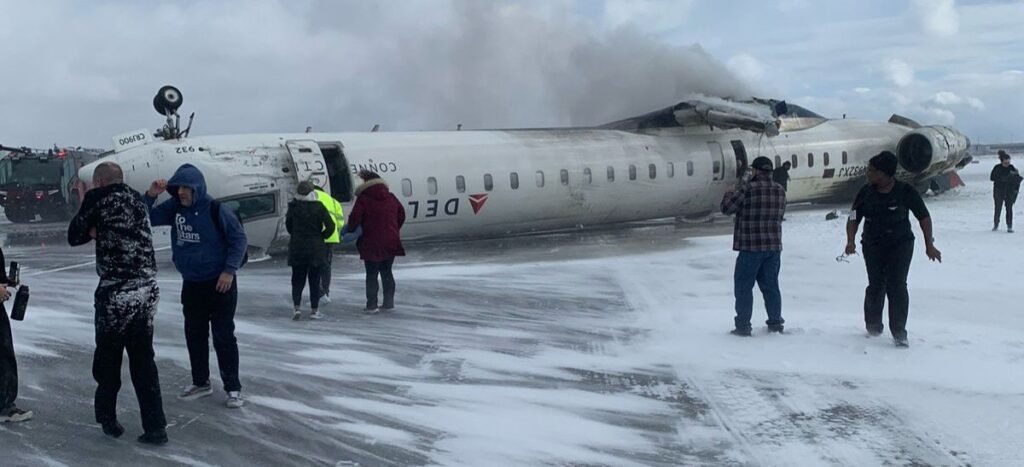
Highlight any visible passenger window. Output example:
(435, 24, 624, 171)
(649, 164, 656, 179)
(510, 172, 519, 190)
(791, 154, 798, 169)
(823, 152, 830, 166)
(560, 169, 569, 186)
(808, 153, 814, 168)
(220, 193, 277, 221)
(484, 173, 493, 191)
(629, 164, 637, 180)
(842, 151, 849, 165)
(607, 166, 615, 182)
(456, 175, 466, 193)
(401, 178, 413, 197)
(687, 161, 694, 176)
(713, 160, 721, 174)
(775, 155, 782, 168)
(427, 177, 437, 195)
(583, 167, 592, 184)
(667, 162, 675, 178)
(536, 170, 545, 188)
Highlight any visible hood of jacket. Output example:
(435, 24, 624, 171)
(167, 164, 211, 206)
(355, 178, 390, 199)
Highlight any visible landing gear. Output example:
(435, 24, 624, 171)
(152, 85, 183, 115)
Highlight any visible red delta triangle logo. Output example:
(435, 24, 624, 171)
(468, 193, 489, 214)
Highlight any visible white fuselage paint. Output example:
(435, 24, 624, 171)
(81, 118, 933, 254)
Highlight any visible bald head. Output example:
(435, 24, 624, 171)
(92, 162, 124, 188)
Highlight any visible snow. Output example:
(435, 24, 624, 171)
(1, 156, 1021, 466)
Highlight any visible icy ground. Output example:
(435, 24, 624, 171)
(0, 157, 1021, 466)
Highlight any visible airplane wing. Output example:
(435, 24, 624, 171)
(601, 96, 786, 136)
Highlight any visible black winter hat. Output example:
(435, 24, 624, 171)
(751, 156, 774, 171)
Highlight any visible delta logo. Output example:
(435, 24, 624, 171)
(469, 193, 489, 214)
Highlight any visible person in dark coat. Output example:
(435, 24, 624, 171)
(68, 162, 167, 445)
(990, 150, 1021, 232)
(285, 181, 335, 320)
(772, 161, 791, 192)
(344, 171, 406, 313)
(1, 246, 32, 423)
(845, 152, 942, 348)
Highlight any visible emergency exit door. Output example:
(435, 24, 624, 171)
(285, 140, 331, 192)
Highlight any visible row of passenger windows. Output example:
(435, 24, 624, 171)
(402, 162, 698, 197)
(400, 151, 853, 197)
(778, 151, 849, 169)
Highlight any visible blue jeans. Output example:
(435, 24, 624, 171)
(733, 251, 783, 331)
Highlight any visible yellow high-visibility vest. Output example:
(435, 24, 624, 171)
(315, 189, 345, 244)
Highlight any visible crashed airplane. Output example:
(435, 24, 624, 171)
(80, 86, 972, 256)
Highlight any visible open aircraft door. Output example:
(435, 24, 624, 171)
(285, 140, 331, 192)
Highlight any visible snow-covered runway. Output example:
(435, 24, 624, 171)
(1, 158, 1020, 466)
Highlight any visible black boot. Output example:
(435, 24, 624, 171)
(101, 421, 125, 438)
(138, 430, 168, 445)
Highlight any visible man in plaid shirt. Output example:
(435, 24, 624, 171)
(720, 156, 787, 336)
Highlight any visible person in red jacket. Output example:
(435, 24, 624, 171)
(345, 170, 406, 312)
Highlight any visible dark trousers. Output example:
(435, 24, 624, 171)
(291, 264, 323, 309)
(92, 284, 166, 433)
(994, 189, 1015, 228)
(733, 251, 783, 331)
(181, 279, 241, 392)
(1, 305, 18, 410)
(364, 259, 396, 309)
(863, 239, 914, 339)
(320, 244, 334, 297)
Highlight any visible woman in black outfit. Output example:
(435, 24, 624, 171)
(285, 182, 335, 320)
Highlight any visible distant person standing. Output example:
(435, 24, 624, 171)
(313, 185, 344, 305)
(720, 156, 787, 336)
(286, 182, 335, 320)
(845, 151, 941, 348)
(68, 162, 167, 444)
(144, 164, 248, 408)
(990, 150, 1021, 232)
(773, 161, 791, 192)
(345, 171, 405, 313)
(1, 245, 32, 423)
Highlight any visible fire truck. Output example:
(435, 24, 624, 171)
(0, 145, 103, 223)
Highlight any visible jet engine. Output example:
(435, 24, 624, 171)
(896, 125, 971, 176)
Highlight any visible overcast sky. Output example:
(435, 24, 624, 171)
(1, 0, 1021, 149)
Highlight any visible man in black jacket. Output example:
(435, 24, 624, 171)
(0, 246, 32, 423)
(68, 162, 168, 445)
(991, 150, 1021, 232)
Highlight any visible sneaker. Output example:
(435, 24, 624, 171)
(319, 294, 332, 305)
(364, 306, 379, 314)
(0, 406, 33, 423)
(1009, 228, 1015, 233)
(309, 310, 323, 320)
(993, 224, 999, 231)
(178, 383, 213, 401)
(894, 336, 910, 348)
(137, 430, 168, 446)
(292, 310, 302, 321)
(225, 391, 245, 409)
(866, 326, 884, 337)
(381, 302, 395, 311)
(767, 324, 784, 334)
(730, 329, 752, 337)
(101, 420, 124, 438)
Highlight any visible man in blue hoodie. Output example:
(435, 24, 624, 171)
(144, 164, 248, 408)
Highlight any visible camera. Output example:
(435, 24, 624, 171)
(6, 261, 29, 321)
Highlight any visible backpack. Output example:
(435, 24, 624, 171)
(210, 200, 249, 268)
